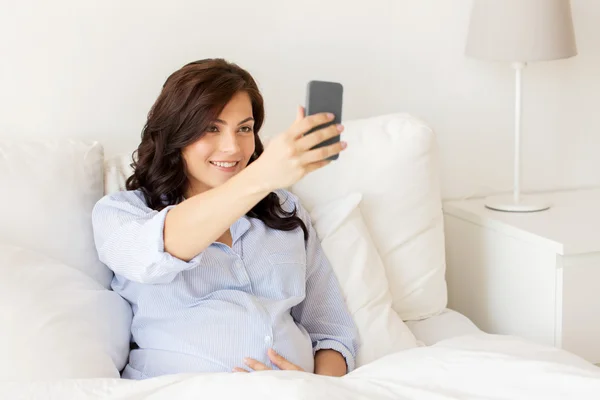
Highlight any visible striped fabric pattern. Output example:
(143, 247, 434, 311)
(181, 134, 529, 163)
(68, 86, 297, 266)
(92, 189, 358, 379)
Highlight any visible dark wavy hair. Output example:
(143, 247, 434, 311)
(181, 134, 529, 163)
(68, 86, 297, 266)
(126, 58, 308, 240)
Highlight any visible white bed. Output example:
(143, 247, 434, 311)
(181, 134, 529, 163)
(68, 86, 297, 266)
(2, 113, 600, 399)
(2, 333, 600, 400)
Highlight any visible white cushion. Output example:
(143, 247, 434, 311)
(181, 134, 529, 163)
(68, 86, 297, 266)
(310, 193, 418, 367)
(0, 243, 132, 381)
(292, 113, 447, 321)
(0, 140, 112, 288)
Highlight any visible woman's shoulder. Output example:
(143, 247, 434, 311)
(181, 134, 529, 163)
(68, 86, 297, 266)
(94, 189, 151, 213)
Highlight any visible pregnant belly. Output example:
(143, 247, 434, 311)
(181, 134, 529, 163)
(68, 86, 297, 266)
(129, 304, 315, 378)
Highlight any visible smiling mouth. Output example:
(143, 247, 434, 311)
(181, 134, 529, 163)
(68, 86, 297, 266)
(209, 161, 239, 168)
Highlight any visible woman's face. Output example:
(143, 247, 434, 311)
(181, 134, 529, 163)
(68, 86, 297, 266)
(182, 91, 256, 196)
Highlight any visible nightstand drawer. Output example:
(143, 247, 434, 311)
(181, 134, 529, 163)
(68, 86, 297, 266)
(559, 253, 600, 364)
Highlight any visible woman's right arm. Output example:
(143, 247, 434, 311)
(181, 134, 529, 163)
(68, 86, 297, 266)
(92, 109, 345, 284)
(91, 167, 271, 284)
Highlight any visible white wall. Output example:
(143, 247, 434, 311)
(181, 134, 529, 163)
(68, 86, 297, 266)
(1, 0, 598, 199)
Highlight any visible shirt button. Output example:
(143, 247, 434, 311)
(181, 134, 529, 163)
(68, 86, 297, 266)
(264, 335, 272, 344)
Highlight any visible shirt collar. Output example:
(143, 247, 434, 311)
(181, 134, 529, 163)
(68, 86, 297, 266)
(231, 216, 251, 244)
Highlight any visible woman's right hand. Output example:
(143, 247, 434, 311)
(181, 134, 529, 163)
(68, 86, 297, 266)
(254, 106, 347, 190)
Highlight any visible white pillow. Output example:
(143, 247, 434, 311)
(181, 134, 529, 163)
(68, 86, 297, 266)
(310, 193, 419, 367)
(293, 113, 447, 321)
(0, 244, 132, 381)
(0, 140, 112, 288)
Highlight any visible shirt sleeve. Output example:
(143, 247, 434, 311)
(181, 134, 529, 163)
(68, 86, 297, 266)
(91, 190, 204, 284)
(285, 191, 359, 373)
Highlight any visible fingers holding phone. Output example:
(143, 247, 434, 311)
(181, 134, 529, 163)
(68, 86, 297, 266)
(256, 110, 345, 189)
(295, 117, 343, 152)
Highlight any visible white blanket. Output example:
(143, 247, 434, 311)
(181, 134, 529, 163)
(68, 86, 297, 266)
(3, 334, 600, 399)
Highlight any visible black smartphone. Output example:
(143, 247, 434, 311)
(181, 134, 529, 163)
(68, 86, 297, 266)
(304, 80, 344, 161)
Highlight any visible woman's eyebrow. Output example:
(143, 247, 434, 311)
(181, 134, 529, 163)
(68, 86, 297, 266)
(214, 117, 254, 126)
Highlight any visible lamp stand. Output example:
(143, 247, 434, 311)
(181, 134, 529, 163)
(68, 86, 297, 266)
(484, 62, 551, 213)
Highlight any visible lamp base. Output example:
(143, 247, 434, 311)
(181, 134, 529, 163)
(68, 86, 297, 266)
(484, 194, 551, 213)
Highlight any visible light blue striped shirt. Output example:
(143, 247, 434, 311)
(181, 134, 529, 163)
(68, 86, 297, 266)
(92, 189, 358, 379)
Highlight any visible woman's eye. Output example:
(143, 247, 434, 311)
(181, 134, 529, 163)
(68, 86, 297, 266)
(239, 126, 253, 133)
(206, 126, 219, 133)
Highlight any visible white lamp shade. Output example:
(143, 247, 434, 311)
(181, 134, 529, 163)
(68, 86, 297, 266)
(466, 0, 577, 62)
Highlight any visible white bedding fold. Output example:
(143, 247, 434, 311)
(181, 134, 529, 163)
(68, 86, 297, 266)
(3, 334, 600, 400)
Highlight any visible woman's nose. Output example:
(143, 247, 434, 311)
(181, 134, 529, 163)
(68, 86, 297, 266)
(218, 130, 241, 154)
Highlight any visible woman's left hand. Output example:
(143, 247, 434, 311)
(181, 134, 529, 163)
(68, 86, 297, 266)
(233, 348, 304, 372)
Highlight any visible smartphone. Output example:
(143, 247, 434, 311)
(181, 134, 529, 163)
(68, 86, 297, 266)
(304, 80, 344, 161)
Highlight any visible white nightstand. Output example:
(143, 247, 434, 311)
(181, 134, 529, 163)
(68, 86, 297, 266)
(443, 188, 600, 364)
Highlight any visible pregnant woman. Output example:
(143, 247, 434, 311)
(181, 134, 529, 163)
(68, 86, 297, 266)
(92, 58, 358, 379)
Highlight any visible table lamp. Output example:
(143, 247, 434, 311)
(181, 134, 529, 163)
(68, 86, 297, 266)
(465, 0, 577, 212)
